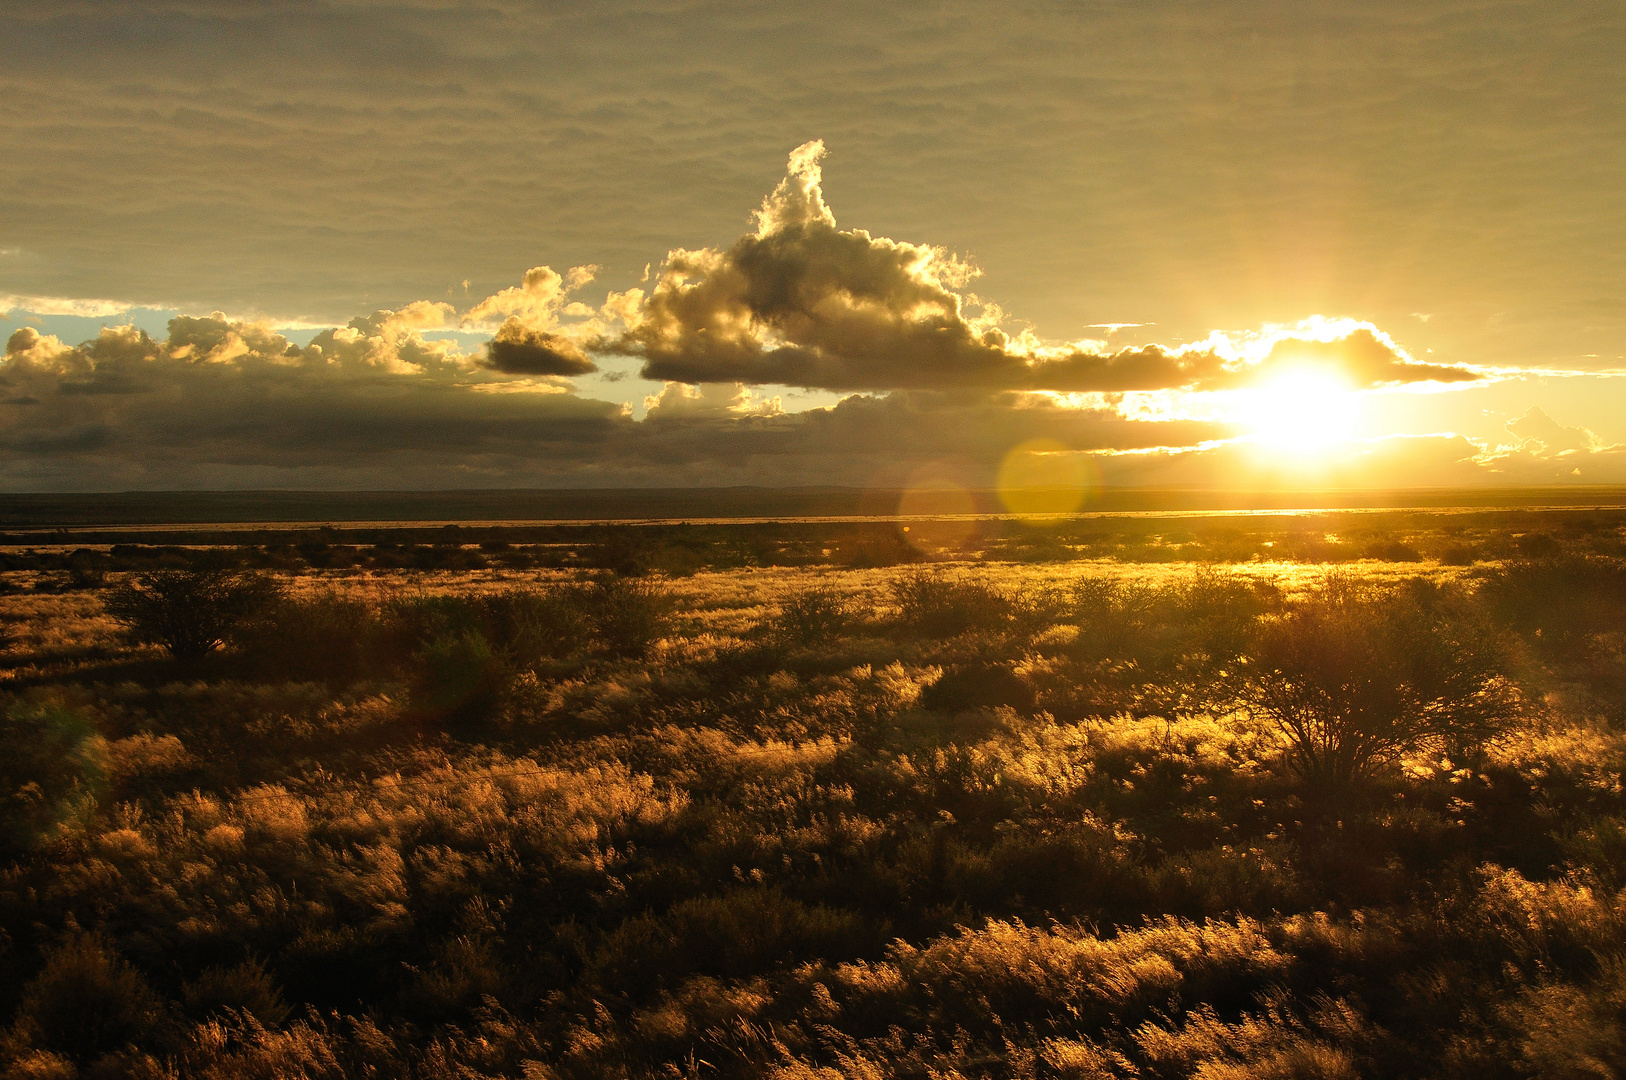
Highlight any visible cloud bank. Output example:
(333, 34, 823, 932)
(0, 312, 1237, 489)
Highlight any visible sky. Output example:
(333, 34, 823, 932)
(2, 0, 1624, 494)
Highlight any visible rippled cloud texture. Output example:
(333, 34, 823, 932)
(3, 0, 1623, 491)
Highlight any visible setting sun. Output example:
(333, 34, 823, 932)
(1240, 369, 1361, 449)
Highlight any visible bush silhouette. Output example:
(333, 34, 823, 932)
(104, 569, 282, 659)
(15, 936, 165, 1064)
(1239, 579, 1520, 788)
(773, 585, 853, 646)
(412, 627, 511, 726)
(577, 574, 671, 656)
(181, 958, 292, 1027)
(233, 590, 379, 682)
(892, 573, 1013, 637)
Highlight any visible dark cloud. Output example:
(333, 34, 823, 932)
(484, 318, 597, 376)
(0, 308, 1242, 489)
(2, 309, 1617, 491)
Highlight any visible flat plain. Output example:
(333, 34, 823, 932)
(3, 507, 1625, 1079)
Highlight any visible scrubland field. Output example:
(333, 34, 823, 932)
(4, 509, 1626, 1079)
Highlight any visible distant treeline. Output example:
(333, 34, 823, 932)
(2, 486, 1624, 527)
(2, 507, 1625, 582)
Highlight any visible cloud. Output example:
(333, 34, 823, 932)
(1242, 325, 1482, 389)
(644, 381, 783, 420)
(1503, 405, 1599, 454)
(0, 301, 1616, 492)
(467, 265, 595, 326)
(466, 265, 601, 376)
(485, 321, 597, 376)
(0, 310, 633, 488)
(1, 295, 132, 318)
(612, 144, 1478, 395)
(615, 140, 1217, 393)
(3, 0, 1622, 390)
(0, 302, 1249, 488)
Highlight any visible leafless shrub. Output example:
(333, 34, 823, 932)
(891, 572, 1014, 637)
(104, 569, 282, 659)
(1239, 579, 1522, 787)
(772, 586, 853, 646)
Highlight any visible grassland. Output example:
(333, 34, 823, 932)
(3, 509, 1626, 1079)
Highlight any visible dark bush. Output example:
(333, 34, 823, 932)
(1438, 542, 1479, 566)
(235, 591, 379, 682)
(590, 888, 873, 994)
(104, 569, 282, 659)
(892, 573, 1013, 637)
(15, 937, 165, 1064)
(1060, 572, 1273, 715)
(412, 628, 510, 726)
(920, 662, 1034, 713)
(1516, 532, 1560, 558)
(576, 575, 671, 656)
(180, 958, 292, 1027)
(65, 549, 109, 589)
(1479, 555, 1626, 651)
(1361, 538, 1424, 562)
(1239, 579, 1521, 787)
(772, 586, 853, 646)
(1478, 555, 1626, 723)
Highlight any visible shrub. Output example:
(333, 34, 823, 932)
(773, 586, 853, 646)
(918, 662, 1034, 713)
(235, 591, 380, 682)
(65, 549, 109, 590)
(891, 573, 1013, 637)
(1238, 579, 1521, 788)
(14, 936, 165, 1064)
(181, 958, 293, 1028)
(1479, 555, 1626, 650)
(577, 575, 671, 656)
(104, 569, 283, 659)
(412, 628, 511, 726)
(590, 888, 873, 995)
(1509, 960, 1626, 1078)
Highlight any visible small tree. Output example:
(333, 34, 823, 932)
(104, 568, 282, 659)
(1238, 579, 1521, 789)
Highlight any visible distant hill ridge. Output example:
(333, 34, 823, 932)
(4, 487, 1626, 528)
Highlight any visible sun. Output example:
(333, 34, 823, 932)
(1239, 369, 1361, 450)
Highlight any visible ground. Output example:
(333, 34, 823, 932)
(2, 510, 1625, 1079)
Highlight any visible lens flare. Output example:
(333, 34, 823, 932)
(897, 466, 980, 552)
(997, 439, 1097, 520)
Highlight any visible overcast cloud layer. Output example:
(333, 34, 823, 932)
(2, 1, 1624, 492)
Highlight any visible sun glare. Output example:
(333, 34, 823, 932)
(1240, 369, 1360, 449)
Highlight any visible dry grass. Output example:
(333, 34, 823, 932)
(0, 547, 1622, 1079)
